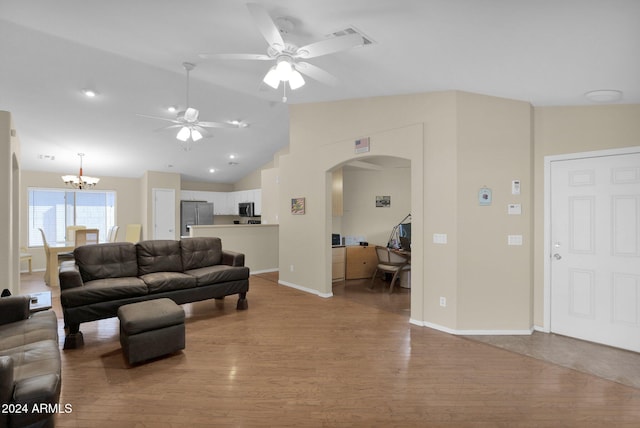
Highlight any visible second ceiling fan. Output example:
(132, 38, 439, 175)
(138, 62, 245, 150)
(200, 2, 365, 101)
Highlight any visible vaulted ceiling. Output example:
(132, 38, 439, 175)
(1, 0, 638, 183)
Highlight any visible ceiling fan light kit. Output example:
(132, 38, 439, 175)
(137, 62, 245, 151)
(200, 2, 365, 100)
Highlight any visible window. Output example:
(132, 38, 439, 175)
(28, 188, 116, 247)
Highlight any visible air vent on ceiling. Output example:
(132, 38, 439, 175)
(38, 154, 56, 161)
(326, 26, 375, 46)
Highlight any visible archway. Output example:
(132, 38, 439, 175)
(329, 155, 412, 315)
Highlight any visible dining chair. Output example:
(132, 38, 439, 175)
(66, 225, 86, 243)
(124, 224, 142, 243)
(75, 228, 100, 247)
(107, 225, 120, 242)
(20, 247, 33, 274)
(39, 228, 74, 286)
(370, 245, 411, 294)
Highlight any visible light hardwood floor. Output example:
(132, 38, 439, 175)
(20, 272, 640, 427)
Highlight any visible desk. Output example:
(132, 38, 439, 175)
(45, 241, 74, 287)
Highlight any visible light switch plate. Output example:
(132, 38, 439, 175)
(508, 235, 523, 246)
(508, 204, 522, 215)
(433, 233, 448, 244)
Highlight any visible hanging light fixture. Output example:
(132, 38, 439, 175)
(61, 153, 100, 190)
(263, 55, 305, 101)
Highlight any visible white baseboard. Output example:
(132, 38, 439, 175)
(250, 268, 279, 275)
(278, 280, 333, 298)
(413, 319, 533, 336)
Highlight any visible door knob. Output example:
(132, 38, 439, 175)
(553, 253, 562, 260)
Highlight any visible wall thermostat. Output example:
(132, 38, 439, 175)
(512, 180, 521, 195)
(478, 187, 492, 206)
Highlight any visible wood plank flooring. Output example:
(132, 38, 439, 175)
(19, 272, 640, 427)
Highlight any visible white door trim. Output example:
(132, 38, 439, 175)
(543, 146, 640, 332)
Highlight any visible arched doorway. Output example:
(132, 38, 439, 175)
(329, 155, 412, 316)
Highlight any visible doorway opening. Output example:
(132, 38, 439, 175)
(330, 156, 411, 317)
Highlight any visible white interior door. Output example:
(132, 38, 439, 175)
(550, 152, 640, 352)
(153, 188, 175, 240)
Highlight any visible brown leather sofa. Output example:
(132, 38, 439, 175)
(59, 237, 249, 349)
(0, 296, 61, 428)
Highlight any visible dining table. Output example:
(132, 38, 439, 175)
(44, 241, 75, 287)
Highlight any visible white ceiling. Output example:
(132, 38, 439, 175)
(1, 0, 638, 183)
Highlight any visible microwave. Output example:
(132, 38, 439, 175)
(239, 202, 254, 217)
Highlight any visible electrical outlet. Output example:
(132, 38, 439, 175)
(290, 264, 294, 272)
(439, 297, 446, 307)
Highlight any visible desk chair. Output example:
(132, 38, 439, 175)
(370, 245, 411, 294)
(75, 228, 99, 247)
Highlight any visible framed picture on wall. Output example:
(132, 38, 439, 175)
(376, 195, 391, 207)
(291, 197, 306, 215)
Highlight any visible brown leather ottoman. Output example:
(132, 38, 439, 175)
(117, 298, 185, 365)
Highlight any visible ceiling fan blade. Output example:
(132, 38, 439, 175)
(198, 121, 240, 129)
(136, 113, 181, 124)
(295, 33, 363, 59)
(154, 124, 183, 132)
(246, 3, 285, 50)
(199, 53, 272, 61)
(296, 62, 339, 86)
(193, 126, 213, 138)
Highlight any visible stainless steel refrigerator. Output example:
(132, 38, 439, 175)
(180, 201, 214, 236)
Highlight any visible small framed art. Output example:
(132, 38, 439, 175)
(291, 197, 306, 215)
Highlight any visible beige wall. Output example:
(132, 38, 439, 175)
(278, 91, 534, 332)
(0, 111, 21, 294)
(20, 170, 143, 271)
(456, 92, 533, 330)
(341, 165, 411, 247)
(532, 105, 640, 327)
(181, 180, 233, 192)
(189, 224, 278, 273)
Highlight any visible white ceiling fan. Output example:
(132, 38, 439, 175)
(137, 62, 245, 150)
(200, 2, 365, 101)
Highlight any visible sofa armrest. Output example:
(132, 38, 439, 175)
(221, 250, 245, 267)
(59, 261, 84, 291)
(0, 356, 14, 406)
(0, 296, 30, 325)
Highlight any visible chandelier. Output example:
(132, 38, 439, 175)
(61, 153, 100, 190)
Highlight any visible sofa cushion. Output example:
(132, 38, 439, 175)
(140, 272, 196, 294)
(75, 242, 138, 282)
(61, 277, 148, 308)
(181, 237, 222, 271)
(185, 265, 250, 286)
(0, 311, 58, 351)
(1, 339, 61, 428)
(136, 240, 184, 275)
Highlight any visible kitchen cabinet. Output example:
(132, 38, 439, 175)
(332, 246, 346, 282)
(345, 246, 377, 280)
(180, 189, 262, 216)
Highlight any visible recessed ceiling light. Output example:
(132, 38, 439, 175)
(82, 89, 97, 98)
(168, 106, 177, 113)
(209, 168, 216, 173)
(229, 154, 236, 160)
(585, 89, 622, 103)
